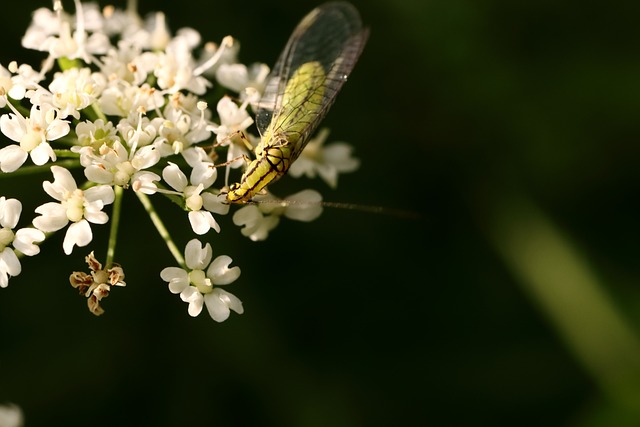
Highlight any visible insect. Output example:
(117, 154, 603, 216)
(226, 2, 369, 203)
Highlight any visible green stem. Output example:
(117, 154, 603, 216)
(0, 159, 81, 178)
(106, 185, 124, 266)
(483, 192, 640, 415)
(57, 57, 81, 71)
(135, 192, 186, 269)
(53, 149, 80, 159)
(6, 98, 30, 118)
(90, 103, 108, 123)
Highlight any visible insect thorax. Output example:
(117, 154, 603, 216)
(260, 132, 293, 173)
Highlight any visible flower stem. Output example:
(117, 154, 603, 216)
(0, 159, 81, 178)
(135, 192, 186, 268)
(90, 103, 108, 123)
(483, 191, 640, 414)
(53, 149, 80, 158)
(106, 185, 123, 266)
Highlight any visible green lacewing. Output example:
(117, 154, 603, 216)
(226, 2, 369, 203)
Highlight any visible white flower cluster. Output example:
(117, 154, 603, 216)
(0, 1, 360, 322)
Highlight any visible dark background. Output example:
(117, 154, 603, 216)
(2, 0, 640, 426)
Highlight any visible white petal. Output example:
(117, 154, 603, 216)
(323, 143, 360, 172)
(0, 248, 21, 277)
(316, 165, 339, 189)
(240, 214, 279, 242)
(215, 63, 248, 93)
(182, 146, 210, 167)
(0, 198, 22, 229)
(13, 228, 45, 256)
(33, 202, 69, 232)
(161, 267, 189, 294)
(205, 288, 243, 322)
(203, 292, 230, 322)
(0, 145, 28, 173)
(180, 285, 199, 303)
(207, 255, 240, 285)
(188, 210, 219, 235)
(63, 220, 92, 255)
(83, 210, 109, 224)
(162, 162, 188, 191)
(131, 171, 161, 194)
(0, 402, 23, 427)
(202, 192, 229, 215)
(160, 266, 188, 283)
(190, 161, 217, 188)
(131, 145, 160, 169)
(167, 280, 187, 294)
(232, 204, 261, 227)
(288, 156, 316, 179)
(184, 239, 212, 270)
(46, 166, 77, 198)
(85, 185, 115, 205)
(30, 142, 56, 165)
(0, 114, 25, 143)
(84, 165, 114, 184)
(169, 280, 189, 294)
(44, 119, 70, 141)
(284, 189, 323, 222)
(181, 287, 203, 317)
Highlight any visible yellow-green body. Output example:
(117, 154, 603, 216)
(224, 2, 368, 203)
(227, 61, 326, 203)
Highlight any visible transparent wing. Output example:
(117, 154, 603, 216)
(255, 2, 369, 139)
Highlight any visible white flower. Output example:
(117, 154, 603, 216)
(0, 64, 32, 105)
(160, 239, 242, 322)
(32, 166, 114, 255)
(153, 29, 210, 94)
(22, 1, 110, 64)
(232, 190, 323, 241)
(98, 81, 165, 117)
(0, 197, 45, 288)
(30, 67, 107, 119)
(162, 162, 227, 235)
(215, 62, 270, 95)
(154, 95, 213, 156)
(209, 96, 254, 144)
(207, 96, 255, 181)
(288, 128, 360, 188)
(82, 140, 161, 192)
(0, 103, 69, 173)
(0, 403, 23, 427)
(6, 62, 43, 100)
(100, 41, 149, 85)
(195, 38, 240, 78)
(117, 115, 162, 149)
(72, 119, 120, 160)
(154, 111, 195, 156)
(232, 204, 280, 242)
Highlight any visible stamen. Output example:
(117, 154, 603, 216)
(193, 36, 234, 77)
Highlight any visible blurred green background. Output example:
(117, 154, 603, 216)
(2, 0, 640, 426)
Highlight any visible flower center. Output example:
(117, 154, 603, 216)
(184, 186, 203, 211)
(0, 227, 15, 251)
(92, 269, 109, 285)
(114, 161, 135, 186)
(21, 127, 42, 152)
(188, 269, 213, 294)
(64, 189, 85, 222)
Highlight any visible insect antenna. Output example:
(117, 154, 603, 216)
(249, 197, 421, 220)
